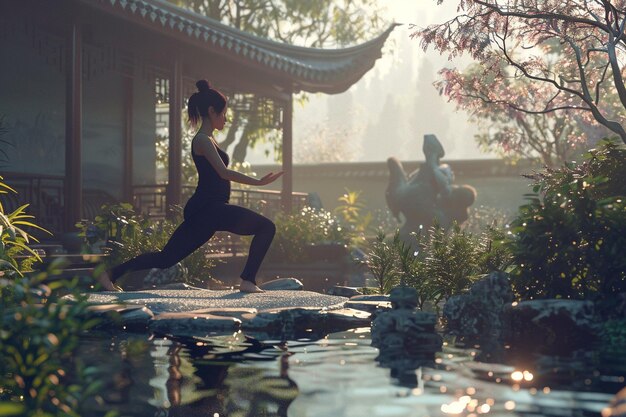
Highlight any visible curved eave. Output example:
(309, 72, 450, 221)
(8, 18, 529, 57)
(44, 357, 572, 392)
(79, 0, 397, 94)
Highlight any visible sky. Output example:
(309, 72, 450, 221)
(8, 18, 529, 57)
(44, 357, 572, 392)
(245, 0, 493, 164)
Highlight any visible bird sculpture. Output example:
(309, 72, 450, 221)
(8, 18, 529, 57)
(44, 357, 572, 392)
(385, 134, 476, 239)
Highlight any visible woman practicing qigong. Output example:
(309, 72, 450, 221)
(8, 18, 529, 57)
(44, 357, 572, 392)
(98, 80, 283, 293)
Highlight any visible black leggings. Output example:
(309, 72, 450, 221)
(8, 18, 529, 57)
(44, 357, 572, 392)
(110, 203, 276, 285)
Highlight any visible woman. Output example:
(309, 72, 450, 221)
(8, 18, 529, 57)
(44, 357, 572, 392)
(98, 80, 283, 293)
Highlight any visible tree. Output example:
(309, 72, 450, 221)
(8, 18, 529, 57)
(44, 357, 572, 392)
(412, 0, 626, 145)
(169, 0, 387, 163)
(437, 61, 595, 166)
(293, 122, 363, 163)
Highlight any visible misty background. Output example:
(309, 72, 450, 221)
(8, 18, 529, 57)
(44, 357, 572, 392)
(244, 0, 493, 164)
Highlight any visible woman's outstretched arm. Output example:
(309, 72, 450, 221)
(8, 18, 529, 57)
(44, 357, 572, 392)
(193, 136, 283, 186)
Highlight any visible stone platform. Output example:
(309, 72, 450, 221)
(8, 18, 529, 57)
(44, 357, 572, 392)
(85, 287, 347, 314)
(79, 285, 388, 341)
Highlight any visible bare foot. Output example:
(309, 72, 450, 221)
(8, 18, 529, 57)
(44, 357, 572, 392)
(96, 270, 121, 292)
(239, 279, 265, 293)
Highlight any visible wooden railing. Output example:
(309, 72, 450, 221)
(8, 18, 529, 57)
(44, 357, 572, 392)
(132, 184, 310, 219)
(0, 173, 310, 240)
(2, 173, 65, 236)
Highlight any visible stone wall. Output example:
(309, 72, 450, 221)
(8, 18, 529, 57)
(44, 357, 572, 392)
(253, 159, 538, 216)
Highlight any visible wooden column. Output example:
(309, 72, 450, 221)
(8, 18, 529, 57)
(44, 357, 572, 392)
(281, 94, 293, 213)
(166, 55, 183, 214)
(122, 76, 134, 203)
(65, 19, 82, 230)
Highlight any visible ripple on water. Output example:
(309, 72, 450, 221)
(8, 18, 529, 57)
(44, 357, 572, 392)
(285, 328, 618, 417)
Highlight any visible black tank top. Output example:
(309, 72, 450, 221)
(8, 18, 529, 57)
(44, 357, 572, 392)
(184, 135, 231, 218)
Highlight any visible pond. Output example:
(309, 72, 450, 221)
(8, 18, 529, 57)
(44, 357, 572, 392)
(78, 328, 624, 417)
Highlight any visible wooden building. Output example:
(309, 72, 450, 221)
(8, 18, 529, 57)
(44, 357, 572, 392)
(0, 0, 394, 235)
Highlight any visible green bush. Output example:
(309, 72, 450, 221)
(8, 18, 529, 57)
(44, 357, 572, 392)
(363, 230, 401, 294)
(334, 188, 373, 246)
(0, 269, 108, 417)
(0, 176, 111, 417)
(269, 206, 351, 263)
(77, 203, 216, 287)
(508, 140, 626, 299)
(362, 222, 511, 306)
(0, 176, 48, 277)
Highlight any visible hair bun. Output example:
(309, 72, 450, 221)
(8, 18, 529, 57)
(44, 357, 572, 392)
(196, 79, 211, 93)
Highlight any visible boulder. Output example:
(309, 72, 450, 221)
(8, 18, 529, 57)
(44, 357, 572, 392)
(349, 294, 390, 302)
(371, 287, 442, 370)
(186, 307, 258, 322)
(504, 299, 599, 353)
(259, 277, 303, 291)
(327, 286, 362, 298)
(149, 312, 242, 337)
(242, 307, 371, 340)
(86, 304, 154, 331)
(143, 263, 187, 287)
(344, 299, 392, 315)
(443, 271, 514, 344)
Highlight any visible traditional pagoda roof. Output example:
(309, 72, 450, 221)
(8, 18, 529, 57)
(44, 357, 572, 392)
(79, 0, 397, 94)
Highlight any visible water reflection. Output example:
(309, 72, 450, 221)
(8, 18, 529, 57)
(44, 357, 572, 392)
(80, 333, 299, 417)
(77, 328, 624, 417)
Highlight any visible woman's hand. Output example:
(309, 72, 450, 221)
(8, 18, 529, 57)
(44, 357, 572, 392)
(257, 171, 284, 186)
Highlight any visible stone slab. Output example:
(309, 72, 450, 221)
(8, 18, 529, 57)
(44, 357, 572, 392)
(83, 289, 347, 315)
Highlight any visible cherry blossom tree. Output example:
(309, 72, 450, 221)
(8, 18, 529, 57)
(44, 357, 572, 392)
(437, 61, 601, 166)
(412, 0, 626, 147)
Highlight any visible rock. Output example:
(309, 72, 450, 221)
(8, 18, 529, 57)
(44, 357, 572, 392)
(349, 294, 390, 302)
(86, 304, 154, 331)
(242, 307, 372, 340)
(327, 286, 362, 298)
(371, 286, 442, 370)
(143, 263, 187, 287)
(504, 299, 599, 353)
(187, 307, 258, 321)
(443, 271, 514, 345)
(344, 299, 392, 315)
(325, 308, 371, 330)
(149, 312, 242, 337)
(243, 307, 323, 339)
(259, 277, 303, 291)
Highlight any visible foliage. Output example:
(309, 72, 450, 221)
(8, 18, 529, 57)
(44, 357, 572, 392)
(0, 176, 49, 277)
(362, 222, 512, 305)
(170, 0, 385, 48)
(294, 123, 364, 163)
(334, 189, 373, 246)
(77, 203, 216, 287)
(0, 178, 112, 417)
(268, 206, 351, 263)
(601, 319, 626, 354)
(413, 0, 626, 144)
(0, 267, 110, 417)
(363, 230, 400, 295)
(435, 61, 594, 167)
(508, 140, 626, 300)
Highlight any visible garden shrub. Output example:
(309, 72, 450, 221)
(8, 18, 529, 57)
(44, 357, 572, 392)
(0, 176, 110, 417)
(269, 206, 351, 263)
(362, 222, 511, 305)
(333, 188, 373, 246)
(508, 140, 626, 300)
